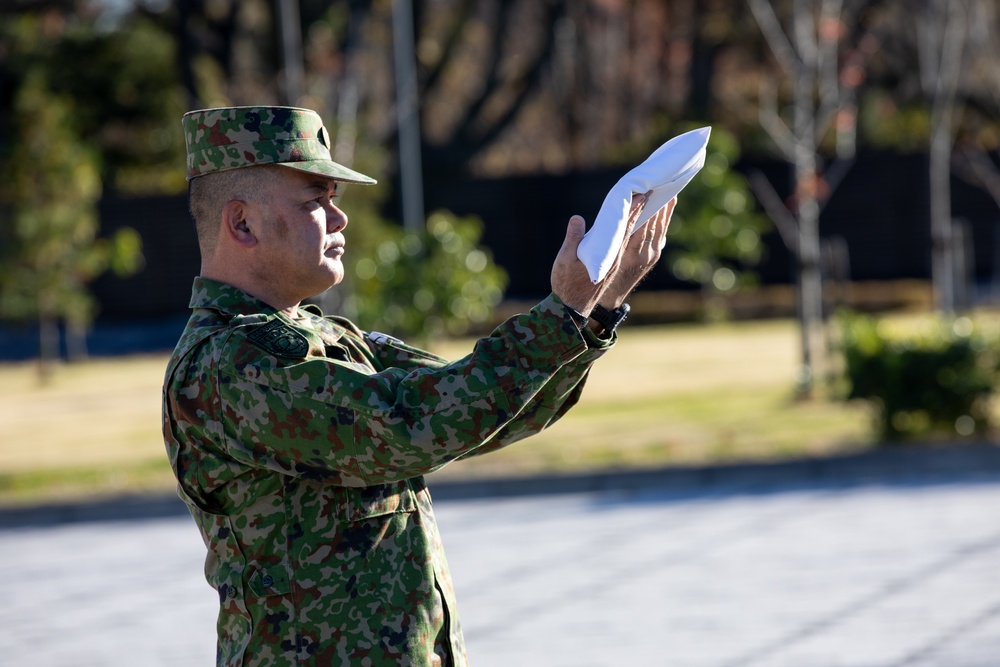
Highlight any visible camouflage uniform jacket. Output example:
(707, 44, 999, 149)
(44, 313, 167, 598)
(162, 277, 614, 666)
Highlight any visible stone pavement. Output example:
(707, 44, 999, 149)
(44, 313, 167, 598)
(1, 446, 999, 666)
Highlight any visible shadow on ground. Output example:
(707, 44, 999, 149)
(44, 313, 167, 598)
(2, 441, 998, 530)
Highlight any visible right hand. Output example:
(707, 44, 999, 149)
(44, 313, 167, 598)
(550, 193, 648, 315)
(598, 197, 676, 309)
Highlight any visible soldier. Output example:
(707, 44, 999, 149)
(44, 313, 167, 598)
(162, 105, 675, 666)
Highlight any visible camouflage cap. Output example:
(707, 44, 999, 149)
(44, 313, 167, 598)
(182, 106, 376, 184)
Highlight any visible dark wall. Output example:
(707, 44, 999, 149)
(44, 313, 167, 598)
(93, 194, 200, 319)
(425, 151, 1000, 298)
(423, 168, 630, 298)
(92, 151, 1000, 319)
(815, 152, 932, 281)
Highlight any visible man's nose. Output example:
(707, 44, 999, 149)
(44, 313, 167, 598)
(327, 203, 348, 232)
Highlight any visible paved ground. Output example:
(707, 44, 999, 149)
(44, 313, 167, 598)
(1, 448, 999, 666)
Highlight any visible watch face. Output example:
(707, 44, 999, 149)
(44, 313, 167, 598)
(610, 304, 629, 330)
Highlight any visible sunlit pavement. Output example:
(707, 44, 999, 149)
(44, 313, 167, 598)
(2, 447, 999, 667)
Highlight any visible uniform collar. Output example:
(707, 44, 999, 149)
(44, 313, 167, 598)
(188, 277, 278, 318)
(188, 276, 349, 344)
(289, 307, 344, 346)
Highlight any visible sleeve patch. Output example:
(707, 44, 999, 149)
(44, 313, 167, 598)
(247, 319, 309, 358)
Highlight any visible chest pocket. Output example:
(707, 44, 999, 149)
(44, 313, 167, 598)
(248, 565, 291, 598)
(342, 479, 417, 521)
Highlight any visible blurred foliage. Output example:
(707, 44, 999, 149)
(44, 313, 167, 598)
(0, 8, 180, 348)
(0, 9, 187, 195)
(838, 312, 1000, 442)
(0, 66, 144, 368)
(4, 0, 1000, 346)
(6, 1, 1000, 186)
(858, 90, 932, 153)
(665, 127, 771, 318)
(341, 206, 508, 342)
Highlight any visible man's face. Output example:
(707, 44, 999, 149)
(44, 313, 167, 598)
(249, 167, 349, 302)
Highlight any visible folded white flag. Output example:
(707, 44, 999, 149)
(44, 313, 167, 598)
(578, 126, 711, 283)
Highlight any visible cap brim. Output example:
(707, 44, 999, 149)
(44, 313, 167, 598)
(278, 160, 377, 185)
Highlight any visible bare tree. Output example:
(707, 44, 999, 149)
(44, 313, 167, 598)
(415, 0, 565, 195)
(916, 0, 973, 313)
(745, 0, 866, 395)
(951, 0, 1000, 305)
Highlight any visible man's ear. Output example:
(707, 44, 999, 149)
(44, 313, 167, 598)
(221, 200, 258, 248)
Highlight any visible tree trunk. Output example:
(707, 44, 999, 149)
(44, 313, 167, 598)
(929, 118, 955, 312)
(392, 0, 425, 232)
(796, 180, 824, 395)
(275, 0, 304, 105)
(38, 313, 59, 383)
(66, 319, 89, 362)
(792, 0, 822, 396)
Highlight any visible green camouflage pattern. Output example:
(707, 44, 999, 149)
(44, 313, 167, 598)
(182, 106, 377, 184)
(162, 277, 614, 666)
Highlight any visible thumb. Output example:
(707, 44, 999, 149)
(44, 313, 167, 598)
(562, 215, 587, 250)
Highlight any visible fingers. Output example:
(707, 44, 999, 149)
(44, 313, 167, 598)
(632, 218, 659, 264)
(645, 197, 676, 251)
(605, 192, 651, 276)
(623, 197, 676, 268)
(625, 191, 651, 237)
(629, 198, 671, 255)
(660, 197, 677, 237)
(598, 197, 679, 308)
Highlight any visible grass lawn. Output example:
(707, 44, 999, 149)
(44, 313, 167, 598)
(430, 318, 874, 480)
(0, 318, 876, 506)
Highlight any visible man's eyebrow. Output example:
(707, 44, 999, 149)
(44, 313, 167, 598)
(303, 181, 337, 194)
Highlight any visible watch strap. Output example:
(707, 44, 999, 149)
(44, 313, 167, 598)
(589, 303, 630, 334)
(563, 304, 590, 330)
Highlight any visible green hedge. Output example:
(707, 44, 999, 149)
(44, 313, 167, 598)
(343, 210, 508, 342)
(838, 312, 999, 441)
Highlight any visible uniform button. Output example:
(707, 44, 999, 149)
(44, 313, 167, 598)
(227, 585, 237, 598)
(262, 575, 274, 588)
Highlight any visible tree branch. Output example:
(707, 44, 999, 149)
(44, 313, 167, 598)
(758, 77, 798, 160)
(747, 0, 801, 78)
(955, 148, 1000, 209)
(822, 157, 855, 201)
(418, 0, 476, 95)
(455, 0, 516, 143)
(815, 0, 844, 140)
(970, 0, 1000, 110)
(748, 169, 799, 253)
(936, 0, 969, 106)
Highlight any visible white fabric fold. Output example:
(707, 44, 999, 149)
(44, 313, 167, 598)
(578, 126, 711, 283)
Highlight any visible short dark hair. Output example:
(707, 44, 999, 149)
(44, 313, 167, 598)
(187, 165, 280, 255)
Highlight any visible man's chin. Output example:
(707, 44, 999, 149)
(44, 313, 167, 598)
(310, 269, 344, 297)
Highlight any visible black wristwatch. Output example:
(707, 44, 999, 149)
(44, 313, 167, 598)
(589, 303, 630, 335)
(564, 304, 590, 330)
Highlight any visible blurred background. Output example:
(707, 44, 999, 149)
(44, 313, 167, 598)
(4, 0, 1000, 502)
(3, 2, 1000, 665)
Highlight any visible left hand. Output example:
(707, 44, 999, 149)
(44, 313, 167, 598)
(599, 197, 676, 309)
